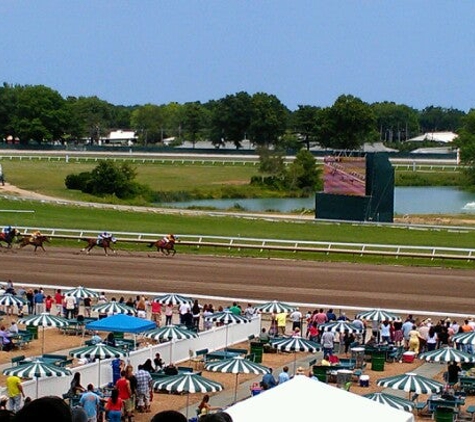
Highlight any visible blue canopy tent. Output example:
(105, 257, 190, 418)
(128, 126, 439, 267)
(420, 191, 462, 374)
(86, 314, 156, 349)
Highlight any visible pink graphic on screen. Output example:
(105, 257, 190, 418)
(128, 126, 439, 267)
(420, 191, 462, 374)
(323, 157, 366, 196)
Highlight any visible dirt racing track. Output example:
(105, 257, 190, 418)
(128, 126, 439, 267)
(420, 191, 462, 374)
(0, 245, 474, 316)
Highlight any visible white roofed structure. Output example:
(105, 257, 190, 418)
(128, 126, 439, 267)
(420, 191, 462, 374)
(408, 131, 458, 143)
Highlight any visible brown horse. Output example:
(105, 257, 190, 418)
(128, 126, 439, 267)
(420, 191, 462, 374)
(0, 228, 21, 248)
(81, 237, 116, 255)
(19, 235, 50, 252)
(148, 237, 177, 256)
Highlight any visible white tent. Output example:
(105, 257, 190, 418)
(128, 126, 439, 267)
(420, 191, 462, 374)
(408, 131, 458, 143)
(226, 376, 414, 422)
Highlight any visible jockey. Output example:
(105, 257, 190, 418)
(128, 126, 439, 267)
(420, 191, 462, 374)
(162, 234, 175, 245)
(1, 226, 12, 235)
(97, 231, 113, 245)
(30, 230, 42, 242)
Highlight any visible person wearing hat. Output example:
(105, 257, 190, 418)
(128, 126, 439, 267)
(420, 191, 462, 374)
(296, 366, 306, 376)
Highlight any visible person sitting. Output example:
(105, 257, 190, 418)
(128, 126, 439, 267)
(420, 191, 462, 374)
(163, 363, 178, 376)
(0, 325, 13, 351)
(1, 226, 12, 236)
(197, 394, 222, 418)
(97, 231, 113, 245)
(258, 328, 270, 343)
(29, 230, 42, 242)
(153, 353, 164, 371)
(105, 332, 116, 347)
(142, 358, 154, 373)
(68, 372, 86, 396)
(161, 234, 175, 245)
(90, 331, 102, 345)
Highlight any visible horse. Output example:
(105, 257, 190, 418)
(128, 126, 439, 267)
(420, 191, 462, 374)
(18, 235, 50, 252)
(0, 228, 21, 248)
(81, 237, 117, 255)
(148, 237, 177, 256)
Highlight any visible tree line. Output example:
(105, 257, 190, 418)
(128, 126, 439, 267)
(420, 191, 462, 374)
(0, 82, 470, 152)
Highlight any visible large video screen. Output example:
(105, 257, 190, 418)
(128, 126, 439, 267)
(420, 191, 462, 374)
(323, 156, 366, 196)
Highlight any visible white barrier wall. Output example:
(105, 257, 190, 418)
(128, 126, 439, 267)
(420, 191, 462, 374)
(21, 316, 261, 398)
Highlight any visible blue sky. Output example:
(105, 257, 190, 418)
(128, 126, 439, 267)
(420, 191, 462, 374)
(1, 1, 474, 111)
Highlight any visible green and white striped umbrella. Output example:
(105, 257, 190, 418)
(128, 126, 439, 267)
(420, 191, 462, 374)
(205, 311, 250, 351)
(0, 293, 27, 308)
(356, 309, 400, 321)
(255, 300, 296, 314)
(453, 332, 475, 345)
(18, 312, 70, 354)
(205, 356, 270, 403)
(154, 372, 224, 419)
(377, 372, 444, 397)
(69, 343, 126, 387)
(3, 359, 72, 398)
(92, 302, 136, 315)
(64, 286, 100, 299)
(419, 346, 475, 363)
(153, 293, 193, 305)
(144, 325, 198, 362)
(272, 336, 321, 374)
(319, 320, 363, 333)
(363, 392, 415, 412)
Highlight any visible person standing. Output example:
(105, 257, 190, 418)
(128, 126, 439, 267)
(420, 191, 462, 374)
(261, 368, 277, 389)
(178, 302, 191, 324)
(135, 364, 152, 413)
(276, 312, 287, 336)
(64, 295, 77, 319)
(6, 374, 24, 413)
(54, 289, 64, 316)
(79, 383, 101, 422)
(116, 370, 133, 422)
(151, 301, 161, 326)
(164, 303, 173, 325)
(278, 366, 290, 384)
(289, 307, 302, 331)
(33, 289, 45, 315)
(105, 388, 123, 422)
(321, 327, 335, 359)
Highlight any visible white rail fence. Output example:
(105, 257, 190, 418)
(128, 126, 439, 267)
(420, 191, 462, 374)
(9, 226, 475, 262)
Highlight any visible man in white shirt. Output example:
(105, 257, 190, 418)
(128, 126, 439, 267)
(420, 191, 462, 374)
(179, 302, 191, 324)
(289, 308, 303, 331)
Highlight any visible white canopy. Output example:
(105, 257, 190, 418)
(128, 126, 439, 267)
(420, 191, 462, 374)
(408, 131, 458, 143)
(226, 376, 414, 422)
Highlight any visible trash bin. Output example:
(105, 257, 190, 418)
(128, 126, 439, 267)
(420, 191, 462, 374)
(250, 342, 263, 364)
(26, 325, 38, 340)
(371, 351, 385, 371)
(434, 406, 455, 422)
(336, 369, 352, 388)
(312, 366, 328, 383)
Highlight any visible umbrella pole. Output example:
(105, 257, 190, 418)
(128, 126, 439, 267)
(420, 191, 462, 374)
(42, 326, 45, 355)
(186, 394, 190, 419)
(234, 373, 239, 403)
(98, 359, 101, 388)
(293, 352, 297, 375)
(36, 378, 39, 399)
(170, 340, 173, 364)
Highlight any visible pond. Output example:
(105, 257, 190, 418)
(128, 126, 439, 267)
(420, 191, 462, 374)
(158, 187, 475, 215)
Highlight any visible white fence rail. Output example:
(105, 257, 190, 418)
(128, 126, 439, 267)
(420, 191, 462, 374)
(11, 226, 475, 262)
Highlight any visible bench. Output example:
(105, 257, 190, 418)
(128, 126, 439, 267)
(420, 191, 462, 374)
(11, 355, 26, 366)
(224, 348, 248, 355)
(460, 377, 475, 394)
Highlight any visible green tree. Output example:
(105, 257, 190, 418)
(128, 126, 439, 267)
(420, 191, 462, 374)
(249, 92, 289, 148)
(286, 149, 321, 193)
(455, 110, 475, 185)
(86, 160, 137, 198)
(290, 105, 321, 150)
(130, 104, 164, 145)
(209, 92, 252, 148)
(317, 95, 377, 150)
(372, 102, 419, 142)
(182, 102, 207, 147)
(419, 106, 465, 133)
(10, 85, 67, 144)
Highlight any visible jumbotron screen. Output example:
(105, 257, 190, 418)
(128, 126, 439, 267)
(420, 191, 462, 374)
(323, 156, 366, 196)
